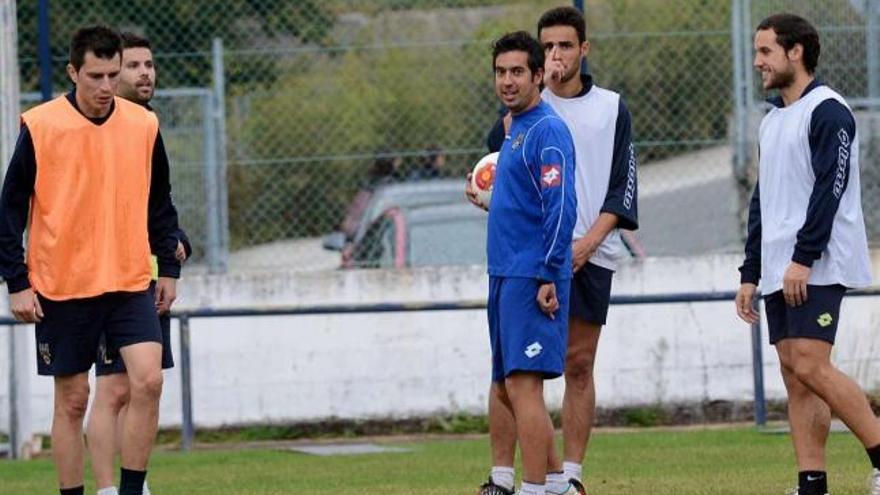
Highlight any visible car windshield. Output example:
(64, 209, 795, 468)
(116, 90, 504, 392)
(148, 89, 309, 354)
(356, 181, 462, 242)
(408, 217, 487, 267)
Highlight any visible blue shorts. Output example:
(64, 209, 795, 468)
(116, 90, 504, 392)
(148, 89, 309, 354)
(569, 262, 614, 325)
(35, 290, 162, 376)
(765, 284, 846, 345)
(488, 276, 569, 383)
(96, 283, 173, 376)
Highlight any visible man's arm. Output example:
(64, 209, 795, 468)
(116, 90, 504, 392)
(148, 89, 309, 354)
(738, 179, 762, 285)
(791, 99, 857, 267)
(599, 99, 639, 231)
(537, 122, 577, 282)
(148, 130, 182, 278)
(0, 124, 37, 293)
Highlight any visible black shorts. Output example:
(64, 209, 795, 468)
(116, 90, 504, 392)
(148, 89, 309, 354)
(96, 315, 173, 376)
(765, 284, 846, 345)
(35, 290, 162, 376)
(569, 262, 614, 325)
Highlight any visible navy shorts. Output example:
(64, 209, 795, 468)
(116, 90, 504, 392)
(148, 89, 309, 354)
(35, 290, 162, 376)
(569, 262, 614, 325)
(488, 276, 569, 383)
(95, 282, 173, 376)
(765, 284, 846, 345)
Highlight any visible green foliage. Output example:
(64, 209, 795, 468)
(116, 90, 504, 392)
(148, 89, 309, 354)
(586, 0, 733, 161)
(16, 0, 335, 90)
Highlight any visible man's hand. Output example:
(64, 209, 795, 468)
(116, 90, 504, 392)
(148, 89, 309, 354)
(536, 282, 559, 319)
(783, 262, 811, 307)
(175, 240, 187, 263)
(572, 235, 600, 273)
(543, 46, 564, 87)
(465, 173, 488, 211)
(735, 283, 759, 324)
(155, 277, 177, 314)
(10, 288, 43, 323)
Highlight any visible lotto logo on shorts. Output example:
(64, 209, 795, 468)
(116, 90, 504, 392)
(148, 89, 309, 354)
(541, 165, 561, 188)
(817, 312, 833, 327)
(524, 341, 543, 358)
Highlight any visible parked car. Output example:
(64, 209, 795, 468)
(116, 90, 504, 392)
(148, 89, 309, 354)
(323, 179, 465, 252)
(345, 202, 488, 269)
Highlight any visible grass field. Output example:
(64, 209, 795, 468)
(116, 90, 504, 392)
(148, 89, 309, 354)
(0, 426, 876, 494)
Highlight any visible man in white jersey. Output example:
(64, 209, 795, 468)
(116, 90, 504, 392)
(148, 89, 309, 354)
(735, 13, 878, 495)
(469, 7, 638, 494)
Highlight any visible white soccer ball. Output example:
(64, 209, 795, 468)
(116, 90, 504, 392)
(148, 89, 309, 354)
(470, 151, 498, 209)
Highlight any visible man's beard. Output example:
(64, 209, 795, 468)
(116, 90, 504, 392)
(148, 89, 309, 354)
(765, 65, 795, 91)
(559, 64, 581, 84)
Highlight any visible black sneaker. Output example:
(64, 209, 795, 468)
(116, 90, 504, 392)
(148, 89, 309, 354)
(478, 477, 514, 495)
(569, 478, 587, 495)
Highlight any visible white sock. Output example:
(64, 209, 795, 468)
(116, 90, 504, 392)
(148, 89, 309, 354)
(563, 461, 582, 482)
(545, 471, 569, 494)
(518, 481, 546, 495)
(96, 487, 119, 495)
(491, 466, 516, 491)
(143, 480, 151, 495)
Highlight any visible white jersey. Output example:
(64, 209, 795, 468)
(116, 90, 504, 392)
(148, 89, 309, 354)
(541, 77, 638, 271)
(756, 84, 872, 293)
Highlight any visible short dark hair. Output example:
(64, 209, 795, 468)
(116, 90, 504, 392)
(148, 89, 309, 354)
(120, 32, 151, 51)
(492, 31, 545, 75)
(538, 6, 587, 44)
(757, 13, 820, 74)
(69, 25, 122, 71)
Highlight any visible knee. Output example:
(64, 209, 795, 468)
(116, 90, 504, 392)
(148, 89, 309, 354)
(56, 384, 90, 420)
(130, 370, 164, 400)
(504, 374, 542, 404)
(564, 351, 595, 390)
(791, 359, 826, 385)
(106, 380, 131, 410)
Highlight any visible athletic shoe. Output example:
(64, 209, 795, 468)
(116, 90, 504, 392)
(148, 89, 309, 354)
(569, 478, 587, 495)
(546, 482, 581, 495)
(478, 477, 514, 495)
(870, 467, 880, 495)
(784, 490, 828, 495)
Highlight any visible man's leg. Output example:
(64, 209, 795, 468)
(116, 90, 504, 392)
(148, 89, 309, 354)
(561, 317, 601, 469)
(117, 342, 163, 480)
(776, 340, 830, 471)
(487, 381, 518, 491)
(53, 373, 91, 490)
(87, 373, 131, 490)
(786, 338, 880, 448)
(505, 372, 552, 487)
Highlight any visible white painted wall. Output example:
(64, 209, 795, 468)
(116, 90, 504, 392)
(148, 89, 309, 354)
(2, 251, 879, 434)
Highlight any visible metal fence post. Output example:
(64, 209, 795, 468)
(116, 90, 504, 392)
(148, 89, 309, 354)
(750, 293, 766, 427)
(1, 0, 32, 460)
(212, 38, 230, 270)
(37, 0, 52, 102)
(202, 88, 223, 274)
(202, 38, 229, 274)
(179, 315, 195, 451)
(868, 0, 879, 104)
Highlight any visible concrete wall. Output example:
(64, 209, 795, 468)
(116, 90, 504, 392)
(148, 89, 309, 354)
(2, 251, 880, 433)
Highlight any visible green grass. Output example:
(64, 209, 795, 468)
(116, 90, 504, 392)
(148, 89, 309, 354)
(0, 426, 875, 494)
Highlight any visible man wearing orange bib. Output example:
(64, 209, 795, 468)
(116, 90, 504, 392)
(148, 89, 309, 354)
(0, 26, 181, 495)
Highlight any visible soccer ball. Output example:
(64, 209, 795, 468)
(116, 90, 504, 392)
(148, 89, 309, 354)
(471, 151, 498, 209)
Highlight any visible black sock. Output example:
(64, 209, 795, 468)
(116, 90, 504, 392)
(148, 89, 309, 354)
(798, 471, 827, 495)
(119, 468, 147, 495)
(60, 487, 84, 495)
(867, 443, 880, 469)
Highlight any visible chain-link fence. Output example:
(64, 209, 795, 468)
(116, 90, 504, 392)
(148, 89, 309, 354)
(11, 0, 880, 271)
